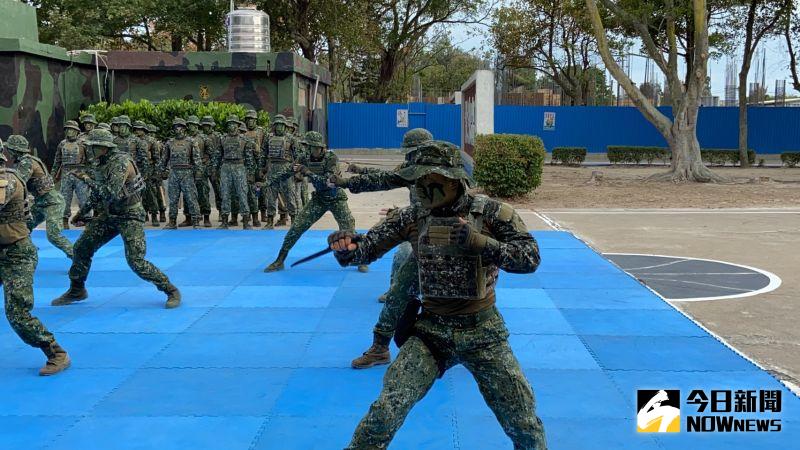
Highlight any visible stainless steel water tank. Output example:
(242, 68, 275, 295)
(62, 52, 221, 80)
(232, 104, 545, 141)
(226, 7, 270, 53)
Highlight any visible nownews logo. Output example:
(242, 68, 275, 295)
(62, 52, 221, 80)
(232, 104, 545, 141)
(637, 389, 783, 433)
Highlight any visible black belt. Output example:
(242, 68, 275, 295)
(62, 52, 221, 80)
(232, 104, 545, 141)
(419, 305, 497, 328)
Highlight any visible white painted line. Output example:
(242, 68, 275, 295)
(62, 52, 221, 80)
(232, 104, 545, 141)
(625, 259, 690, 271)
(604, 253, 782, 302)
(647, 278, 752, 292)
(533, 211, 565, 231)
(543, 210, 800, 215)
(634, 272, 759, 276)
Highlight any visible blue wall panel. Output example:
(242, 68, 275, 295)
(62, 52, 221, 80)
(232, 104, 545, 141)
(329, 103, 800, 154)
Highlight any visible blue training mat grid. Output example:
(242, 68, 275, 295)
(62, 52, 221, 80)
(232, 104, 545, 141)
(1, 229, 796, 450)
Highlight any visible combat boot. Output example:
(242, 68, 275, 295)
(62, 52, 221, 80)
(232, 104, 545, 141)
(377, 293, 388, 303)
(275, 213, 288, 227)
(178, 215, 192, 227)
(164, 284, 182, 309)
(251, 213, 261, 227)
(159, 211, 167, 222)
(260, 209, 267, 222)
(165, 218, 178, 230)
(151, 213, 160, 227)
(263, 215, 274, 230)
(242, 216, 252, 230)
(51, 280, 88, 306)
(264, 250, 288, 272)
(358, 265, 369, 273)
(352, 333, 391, 369)
(191, 217, 200, 230)
(230, 215, 239, 226)
(39, 341, 71, 376)
(62, 218, 70, 230)
(218, 214, 229, 229)
(203, 214, 212, 227)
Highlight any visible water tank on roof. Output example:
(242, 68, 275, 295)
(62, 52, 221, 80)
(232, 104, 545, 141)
(226, 7, 270, 53)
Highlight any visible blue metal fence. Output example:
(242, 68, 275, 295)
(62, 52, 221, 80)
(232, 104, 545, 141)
(328, 103, 800, 154)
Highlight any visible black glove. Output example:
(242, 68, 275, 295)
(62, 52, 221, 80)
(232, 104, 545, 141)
(453, 219, 491, 254)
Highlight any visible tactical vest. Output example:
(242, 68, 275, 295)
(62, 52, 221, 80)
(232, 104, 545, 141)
(417, 195, 491, 300)
(168, 138, 193, 169)
(61, 140, 84, 167)
(26, 156, 55, 197)
(0, 168, 30, 225)
(221, 135, 245, 162)
(106, 153, 145, 208)
(114, 136, 136, 155)
(267, 135, 292, 162)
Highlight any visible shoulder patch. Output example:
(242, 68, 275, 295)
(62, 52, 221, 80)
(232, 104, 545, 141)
(496, 202, 515, 222)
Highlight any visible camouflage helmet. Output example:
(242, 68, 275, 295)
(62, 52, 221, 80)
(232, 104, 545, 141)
(286, 117, 297, 129)
(200, 115, 216, 126)
(147, 124, 158, 133)
(172, 117, 187, 128)
(224, 114, 241, 125)
(239, 123, 247, 132)
(397, 140, 474, 186)
(245, 110, 258, 120)
(186, 115, 200, 126)
(97, 123, 111, 130)
(112, 115, 132, 126)
(271, 114, 287, 126)
(64, 120, 81, 131)
(132, 120, 147, 130)
(304, 131, 324, 148)
(84, 129, 117, 148)
(4, 135, 30, 153)
(402, 128, 433, 148)
(80, 114, 97, 124)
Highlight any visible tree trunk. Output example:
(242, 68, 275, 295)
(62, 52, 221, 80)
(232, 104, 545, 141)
(651, 104, 726, 182)
(737, 69, 751, 167)
(171, 36, 183, 51)
(370, 51, 398, 102)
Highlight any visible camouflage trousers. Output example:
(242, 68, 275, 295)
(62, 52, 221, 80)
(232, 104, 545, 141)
(60, 170, 90, 219)
(277, 193, 355, 256)
(167, 169, 200, 220)
(69, 217, 172, 292)
(265, 162, 297, 217)
(374, 244, 417, 339)
(1, 237, 55, 348)
(141, 178, 161, 216)
(348, 307, 547, 450)
(156, 181, 166, 213)
(184, 174, 211, 216)
(29, 195, 73, 259)
(247, 182, 259, 215)
(220, 163, 250, 215)
(209, 173, 222, 212)
(294, 177, 309, 209)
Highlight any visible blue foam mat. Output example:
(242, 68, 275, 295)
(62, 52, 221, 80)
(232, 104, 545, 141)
(2, 229, 794, 450)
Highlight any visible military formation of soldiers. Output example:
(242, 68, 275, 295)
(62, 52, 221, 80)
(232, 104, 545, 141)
(0, 110, 548, 448)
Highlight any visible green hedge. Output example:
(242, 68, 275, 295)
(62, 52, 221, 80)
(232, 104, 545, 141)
(551, 147, 587, 166)
(781, 152, 800, 168)
(607, 146, 670, 165)
(474, 134, 545, 198)
(700, 149, 756, 166)
(81, 99, 270, 139)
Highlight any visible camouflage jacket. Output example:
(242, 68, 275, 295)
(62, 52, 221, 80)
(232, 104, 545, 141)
(14, 155, 59, 207)
(343, 167, 419, 206)
(274, 151, 345, 201)
(0, 168, 30, 245)
(334, 194, 540, 315)
(144, 136, 164, 179)
(201, 131, 223, 174)
(51, 138, 86, 181)
(215, 133, 257, 175)
(161, 136, 203, 176)
(78, 150, 146, 221)
(114, 135, 149, 173)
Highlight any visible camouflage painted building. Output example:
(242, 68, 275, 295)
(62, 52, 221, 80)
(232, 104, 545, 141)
(0, 0, 330, 166)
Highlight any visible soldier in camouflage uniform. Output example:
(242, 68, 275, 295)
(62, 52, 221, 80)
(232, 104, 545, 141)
(183, 116, 214, 227)
(146, 124, 168, 223)
(52, 129, 182, 309)
(288, 119, 310, 208)
(332, 128, 432, 368)
(217, 115, 255, 229)
(3, 136, 73, 259)
(261, 115, 297, 229)
(264, 131, 365, 272)
(200, 116, 223, 219)
(97, 123, 111, 131)
(0, 149, 71, 376)
(243, 110, 264, 227)
(132, 121, 160, 227)
(161, 118, 202, 230)
(52, 120, 90, 230)
(328, 141, 547, 450)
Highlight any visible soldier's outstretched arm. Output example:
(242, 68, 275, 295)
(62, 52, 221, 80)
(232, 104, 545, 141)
(329, 207, 412, 267)
(336, 170, 411, 194)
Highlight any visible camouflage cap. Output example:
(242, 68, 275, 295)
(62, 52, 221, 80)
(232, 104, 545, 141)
(239, 123, 247, 132)
(112, 115, 132, 126)
(200, 115, 216, 126)
(245, 110, 258, 119)
(80, 114, 97, 124)
(172, 118, 187, 127)
(84, 129, 117, 148)
(396, 140, 474, 186)
(186, 115, 200, 125)
(402, 128, 433, 148)
(64, 120, 81, 131)
(224, 114, 241, 125)
(132, 120, 147, 130)
(97, 123, 111, 130)
(271, 114, 287, 126)
(4, 135, 29, 153)
(304, 131, 324, 148)
(147, 124, 158, 133)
